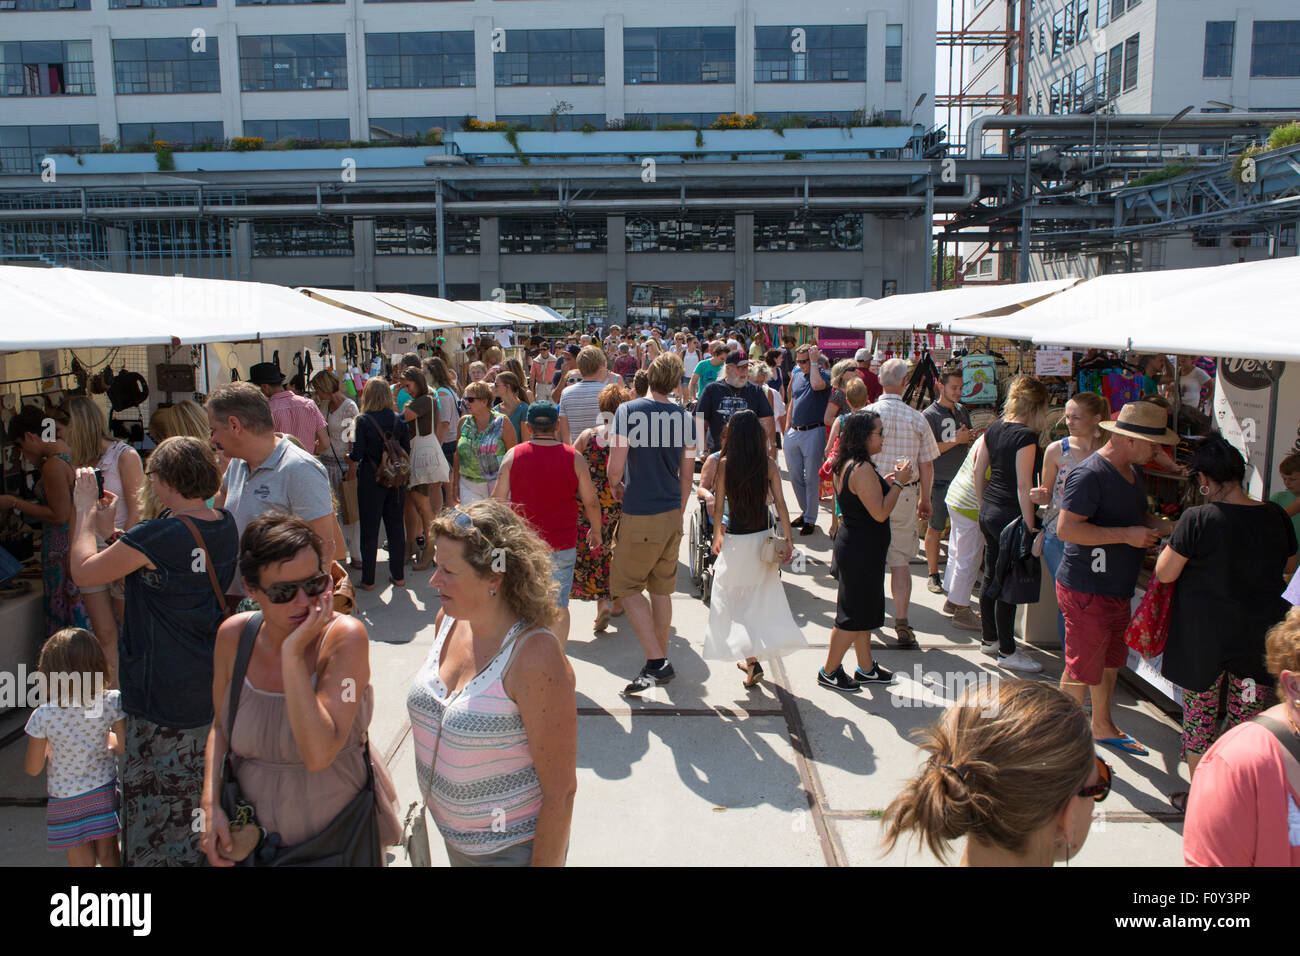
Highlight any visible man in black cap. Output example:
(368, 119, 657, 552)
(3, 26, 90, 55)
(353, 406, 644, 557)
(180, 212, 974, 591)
(249, 360, 329, 454)
(695, 350, 775, 458)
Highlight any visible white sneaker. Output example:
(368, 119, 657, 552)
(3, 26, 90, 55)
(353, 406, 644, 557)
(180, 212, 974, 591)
(979, 641, 1000, 657)
(997, 649, 1043, 673)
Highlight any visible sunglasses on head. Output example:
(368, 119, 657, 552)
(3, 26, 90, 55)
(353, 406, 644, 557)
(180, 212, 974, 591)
(260, 572, 331, 605)
(1078, 755, 1113, 802)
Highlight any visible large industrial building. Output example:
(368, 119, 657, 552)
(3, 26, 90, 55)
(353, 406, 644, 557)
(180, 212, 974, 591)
(0, 0, 950, 324)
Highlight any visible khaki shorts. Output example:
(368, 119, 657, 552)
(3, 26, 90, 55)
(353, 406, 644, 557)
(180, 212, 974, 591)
(887, 484, 920, 568)
(609, 509, 683, 598)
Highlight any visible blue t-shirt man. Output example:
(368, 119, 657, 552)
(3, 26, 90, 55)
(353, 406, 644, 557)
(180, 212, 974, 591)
(787, 364, 832, 429)
(612, 398, 697, 515)
(1056, 454, 1149, 598)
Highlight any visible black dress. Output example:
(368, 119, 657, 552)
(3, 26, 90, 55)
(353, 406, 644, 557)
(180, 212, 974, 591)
(830, 461, 891, 631)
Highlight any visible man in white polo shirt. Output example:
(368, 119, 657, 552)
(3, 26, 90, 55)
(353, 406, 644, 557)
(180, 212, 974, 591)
(207, 382, 335, 607)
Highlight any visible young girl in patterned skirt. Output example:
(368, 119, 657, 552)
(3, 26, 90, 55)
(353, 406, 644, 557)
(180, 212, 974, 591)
(24, 628, 125, 866)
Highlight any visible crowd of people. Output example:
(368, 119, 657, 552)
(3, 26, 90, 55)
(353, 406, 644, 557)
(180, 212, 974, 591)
(13, 322, 1300, 869)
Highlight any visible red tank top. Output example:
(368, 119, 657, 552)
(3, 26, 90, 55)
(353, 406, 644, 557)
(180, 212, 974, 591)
(509, 441, 579, 550)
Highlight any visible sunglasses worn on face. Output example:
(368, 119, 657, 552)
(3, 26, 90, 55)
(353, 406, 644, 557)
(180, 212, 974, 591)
(261, 572, 331, 605)
(1078, 755, 1113, 802)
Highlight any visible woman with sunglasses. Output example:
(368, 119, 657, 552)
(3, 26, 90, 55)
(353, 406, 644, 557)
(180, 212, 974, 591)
(451, 381, 517, 506)
(202, 511, 381, 867)
(68, 436, 239, 866)
(410, 501, 576, 866)
(882, 680, 1108, 865)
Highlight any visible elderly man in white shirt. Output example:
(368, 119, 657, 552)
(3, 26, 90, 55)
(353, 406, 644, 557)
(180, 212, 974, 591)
(866, 358, 940, 648)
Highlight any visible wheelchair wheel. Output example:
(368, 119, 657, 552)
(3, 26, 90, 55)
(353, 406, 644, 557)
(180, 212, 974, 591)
(688, 510, 702, 587)
(700, 564, 713, 606)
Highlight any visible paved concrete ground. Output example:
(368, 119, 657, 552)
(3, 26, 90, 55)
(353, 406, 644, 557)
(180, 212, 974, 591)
(0, 466, 1187, 867)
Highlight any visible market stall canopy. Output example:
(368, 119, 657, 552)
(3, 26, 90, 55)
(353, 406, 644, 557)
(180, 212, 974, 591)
(744, 302, 808, 325)
(458, 301, 567, 324)
(371, 292, 510, 328)
(0, 267, 179, 348)
(763, 297, 876, 328)
(813, 278, 1083, 332)
(0, 266, 393, 348)
(297, 287, 445, 328)
(953, 258, 1300, 360)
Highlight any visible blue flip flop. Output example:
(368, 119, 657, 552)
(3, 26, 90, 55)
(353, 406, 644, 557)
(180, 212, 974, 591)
(1095, 734, 1148, 756)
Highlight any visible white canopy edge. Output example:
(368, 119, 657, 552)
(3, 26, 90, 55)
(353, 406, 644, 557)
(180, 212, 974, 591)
(297, 287, 444, 328)
(818, 278, 1083, 331)
(458, 301, 568, 324)
(370, 292, 511, 328)
(950, 258, 1300, 360)
(0, 266, 393, 350)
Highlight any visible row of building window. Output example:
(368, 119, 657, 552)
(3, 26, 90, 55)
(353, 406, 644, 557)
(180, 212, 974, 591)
(1030, 9, 1300, 80)
(0, 214, 868, 257)
(1039, 32, 1138, 113)
(0, 27, 908, 97)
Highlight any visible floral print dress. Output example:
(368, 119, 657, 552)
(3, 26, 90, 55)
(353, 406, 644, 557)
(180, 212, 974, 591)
(571, 435, 620, 602)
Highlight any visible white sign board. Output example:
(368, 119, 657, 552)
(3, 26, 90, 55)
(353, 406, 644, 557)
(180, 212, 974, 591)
(1034, 347, 1073, 378)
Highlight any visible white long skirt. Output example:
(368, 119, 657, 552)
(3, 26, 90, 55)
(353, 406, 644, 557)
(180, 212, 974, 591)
(702, 529, 809, 660)
(410, 431, 450, 486)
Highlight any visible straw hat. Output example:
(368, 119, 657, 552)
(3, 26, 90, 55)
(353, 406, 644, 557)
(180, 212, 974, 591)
(1099, 401, 1178, 444)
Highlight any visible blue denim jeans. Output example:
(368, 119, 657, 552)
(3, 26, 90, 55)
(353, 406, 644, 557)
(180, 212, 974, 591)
(1041, 522, 1067, 642)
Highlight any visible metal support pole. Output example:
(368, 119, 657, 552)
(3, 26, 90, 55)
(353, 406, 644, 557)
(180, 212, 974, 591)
(435, 179, 447, 299)
(1019, 144, 1031, 282)
(937, 236, 945, 291)
(924, 177, 935, 291)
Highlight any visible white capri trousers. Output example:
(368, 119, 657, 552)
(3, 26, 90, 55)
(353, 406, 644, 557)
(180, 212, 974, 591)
(942, 508, 984, 608)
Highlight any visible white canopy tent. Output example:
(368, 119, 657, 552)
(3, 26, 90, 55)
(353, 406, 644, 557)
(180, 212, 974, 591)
(370, 292, 511, 328)
(0, 267, 394, 348)
(948, 258, 1300, 360)
(297, 287, 454, 328)
(809, 278, 1083, 332)
(762, 297, 876, 328)
(458, 301, 567, 325)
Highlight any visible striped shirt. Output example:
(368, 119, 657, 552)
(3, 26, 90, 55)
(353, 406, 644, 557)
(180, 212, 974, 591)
(945, 434, 987, 521)
(268, 390, 327, 451)
(406, 615, 545, 855)
(557, 379, 605, 437)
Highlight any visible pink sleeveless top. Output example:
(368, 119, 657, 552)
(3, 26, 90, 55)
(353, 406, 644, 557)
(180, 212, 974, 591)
(406, 615, 548, 855)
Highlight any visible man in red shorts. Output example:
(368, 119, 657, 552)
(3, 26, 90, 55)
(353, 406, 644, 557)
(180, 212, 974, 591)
(1055, 401, 1176, 757)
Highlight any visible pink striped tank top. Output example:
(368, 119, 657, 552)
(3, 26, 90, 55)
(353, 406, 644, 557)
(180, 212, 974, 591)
(406, 615, 546, 855)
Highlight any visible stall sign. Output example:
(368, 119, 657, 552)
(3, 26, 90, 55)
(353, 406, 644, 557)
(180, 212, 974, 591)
(1214, 357, 1288, 498)
(1035, 347, 1074, 378)
(816, 329, 866, 360)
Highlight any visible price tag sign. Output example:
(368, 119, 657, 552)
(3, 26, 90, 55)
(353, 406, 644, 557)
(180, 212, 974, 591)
(1035, 347, 1073, 377)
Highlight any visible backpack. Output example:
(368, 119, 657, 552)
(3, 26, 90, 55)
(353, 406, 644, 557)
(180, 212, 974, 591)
(368, 416, 411, 488)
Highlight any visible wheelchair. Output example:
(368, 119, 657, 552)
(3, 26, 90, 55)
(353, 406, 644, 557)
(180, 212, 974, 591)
(687, 496, 718, 605)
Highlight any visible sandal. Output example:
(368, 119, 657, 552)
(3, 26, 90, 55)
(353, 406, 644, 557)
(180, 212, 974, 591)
(737, 661, 764, 688)
(594, 604, 612, 633)
(894, 622, 919, 648)
(1095, 734, 1149, 757)
(1169, 790, 1189, 815)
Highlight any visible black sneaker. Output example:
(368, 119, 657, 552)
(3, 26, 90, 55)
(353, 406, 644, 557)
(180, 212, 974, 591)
(790, 517, 807, 530)
(624, 660, 676, 695)
(799, 522, 816, 536)
(817, 665, 861, 692)
(854, 664, 896, 685)
(926, 573, 944, 594)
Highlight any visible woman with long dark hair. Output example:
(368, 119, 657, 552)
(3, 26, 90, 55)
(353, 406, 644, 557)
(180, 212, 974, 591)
(819, 411, 907, 692)
(702, 410, 804, 688)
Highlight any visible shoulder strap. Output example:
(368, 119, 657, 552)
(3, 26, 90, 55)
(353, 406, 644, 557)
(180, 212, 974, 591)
(177, 514, 228, 615)
(1255, 714, 1300, 767)
(225, 612, 261, 743)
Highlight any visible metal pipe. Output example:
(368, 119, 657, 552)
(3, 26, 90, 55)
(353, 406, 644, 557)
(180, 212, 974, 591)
(435, 180, 446, 298)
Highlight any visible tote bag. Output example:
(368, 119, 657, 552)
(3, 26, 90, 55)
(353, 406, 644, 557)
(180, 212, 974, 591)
(1123, 579, 1174, 658)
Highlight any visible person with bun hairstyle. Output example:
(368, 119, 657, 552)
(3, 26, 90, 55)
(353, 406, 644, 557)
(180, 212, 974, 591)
(1155, 435, 1296, 813)
(882, 681, 1110, 865)
(1184, 606, 1300, 865)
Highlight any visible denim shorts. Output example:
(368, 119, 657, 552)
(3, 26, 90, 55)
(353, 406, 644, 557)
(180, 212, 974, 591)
(551, 547, 577, 608)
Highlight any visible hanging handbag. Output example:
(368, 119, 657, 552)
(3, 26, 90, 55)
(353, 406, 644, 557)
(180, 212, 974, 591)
(329, 560, 355, 616)
(218, 612, 384, 867)
(330, 443, 361, 526)
(759, 525, 785, 565)
(1123, 578, 1174, 658)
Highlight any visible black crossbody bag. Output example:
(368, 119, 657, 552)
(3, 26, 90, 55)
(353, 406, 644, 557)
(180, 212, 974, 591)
(219, 612, 382, 867)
